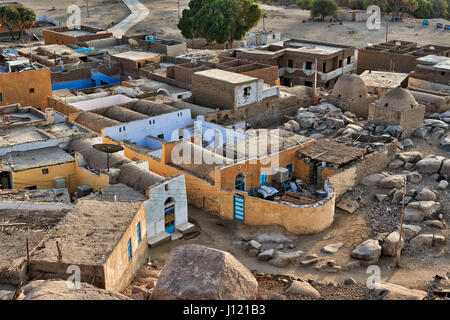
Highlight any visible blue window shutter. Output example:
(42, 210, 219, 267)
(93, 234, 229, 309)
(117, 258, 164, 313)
(127, 239, 132, 260)
(137, 222, 141, 244)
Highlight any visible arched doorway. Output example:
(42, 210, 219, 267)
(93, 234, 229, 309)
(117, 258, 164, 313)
(164, 197, 175, 234)
(235, 173, 245, 191)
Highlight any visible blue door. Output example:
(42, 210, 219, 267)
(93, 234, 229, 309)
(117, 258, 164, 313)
(234, 195, 245, 221)
(260, 174, 267, 184)
(164, 205, 175, 234)
(287, 162, 293, 174)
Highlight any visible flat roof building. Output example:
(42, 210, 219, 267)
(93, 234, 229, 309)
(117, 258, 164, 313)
(357, 40, 450, 74)
(0, 49, 52, 109)
(359, 70, 409, 97)
(42, 26, 113, 46)
(235, 39, 356, 89)
(29, 189, 148, 291)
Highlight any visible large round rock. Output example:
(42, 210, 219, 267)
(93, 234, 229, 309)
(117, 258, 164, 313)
(151, 244, 258, 300)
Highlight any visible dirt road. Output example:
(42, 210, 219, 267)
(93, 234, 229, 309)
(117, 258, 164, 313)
(22, 1, 450, 47)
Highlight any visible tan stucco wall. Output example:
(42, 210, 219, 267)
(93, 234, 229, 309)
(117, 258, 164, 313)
(104, 203, 148, 292)
(0, 68, 52, 109)
(219, 184, 335, 234)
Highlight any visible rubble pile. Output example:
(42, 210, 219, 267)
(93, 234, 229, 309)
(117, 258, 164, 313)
(413, 111, 450, 151)
(234, 235, 304, 268)
(282, 103, 360, 139)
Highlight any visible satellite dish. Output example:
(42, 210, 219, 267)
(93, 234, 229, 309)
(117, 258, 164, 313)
(93, 143, 124, 171)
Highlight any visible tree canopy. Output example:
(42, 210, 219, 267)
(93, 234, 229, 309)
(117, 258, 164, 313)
(311, 0, 339, 20)
(0, 5, 35, 40)
(178, 0, 263, 47)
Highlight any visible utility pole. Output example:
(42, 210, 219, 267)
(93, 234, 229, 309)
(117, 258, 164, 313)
(396, 177, 406, 268)
(263, 13, 266, 32)
(178, 0, 181, 20)
(314, 58, 318, 103)
(385, 19, 389, 42)
(86, 0, 90, 18)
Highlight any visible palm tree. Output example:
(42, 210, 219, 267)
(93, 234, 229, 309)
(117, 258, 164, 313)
(17, 7, 36, 40)
(0, 6, 20, 40)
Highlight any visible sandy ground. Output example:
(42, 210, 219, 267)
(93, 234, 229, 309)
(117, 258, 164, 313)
(22, 0, 450, 47)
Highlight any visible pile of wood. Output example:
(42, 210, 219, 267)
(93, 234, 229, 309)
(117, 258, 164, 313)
(282, 191, 316, 205)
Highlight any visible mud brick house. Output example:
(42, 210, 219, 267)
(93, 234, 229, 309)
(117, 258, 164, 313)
(100, 110, 338, 235)
(0, 49, 52, 110)
(43, 26, 113, 45)
(407, 55, 450, 113)
(145, 57, 280, 90)
(368, 87, 425, 136)
(190, 69, 279, 110)
(234, 39, 356, 89)
(296, 135, 398, 197)
(359, 70, 409, 98)
(357, 40, 450, 74)
(324, 74, 377, 118)
(69, 138, 192, 247)
(111, 51, 162, 78)
(122, 35, 187, 56)
(28, 189, 148, 292)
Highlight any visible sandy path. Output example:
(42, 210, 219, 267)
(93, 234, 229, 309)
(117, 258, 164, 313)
(108, 0, 150, 38)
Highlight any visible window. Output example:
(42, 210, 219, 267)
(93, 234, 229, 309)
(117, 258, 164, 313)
(178, 94, 183, 99)
(25, 186, 37, 190)
(42, 168, 49, 175)
(322, 62, 326, 72)
(127, 238, 132, 260)
(29, 88, 35, 94)
(260, 174, 267, 185)
(287, 162, 294, 174)
(0, 93, 2, 102)
(305, 81, 313, 87)
(137, 222, 141, 244)
(338, 60, 342, 68)
(442, 71, 446, 76)
(165, 184, 169, 192)
(243, 86, 251, 96)
(287, 59, 294, 68)
(347, 57, 351, 64)
(305, 61, 312, 70)
(235, 173, 245, 191)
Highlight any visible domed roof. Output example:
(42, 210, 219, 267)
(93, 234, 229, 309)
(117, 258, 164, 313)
(332, 74, 367, 99)
(379, 87, 418, 109)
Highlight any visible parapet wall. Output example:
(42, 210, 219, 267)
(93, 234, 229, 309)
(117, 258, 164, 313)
(219, 181, 335, 234)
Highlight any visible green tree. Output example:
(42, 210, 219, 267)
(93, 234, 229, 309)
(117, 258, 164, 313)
(178, 0, 262, 48)
(311, 0, 338, 20)
(0, 5, 20, 40)
(412, 0, 433, 18)
(430, 0, 448, 17)
(17, 7, 36, 40)
(297, 0, 315, 9)
(388, 0, 418, 18)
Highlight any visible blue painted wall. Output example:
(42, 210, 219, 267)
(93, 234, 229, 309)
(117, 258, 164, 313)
(52, 72, 120, 91)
